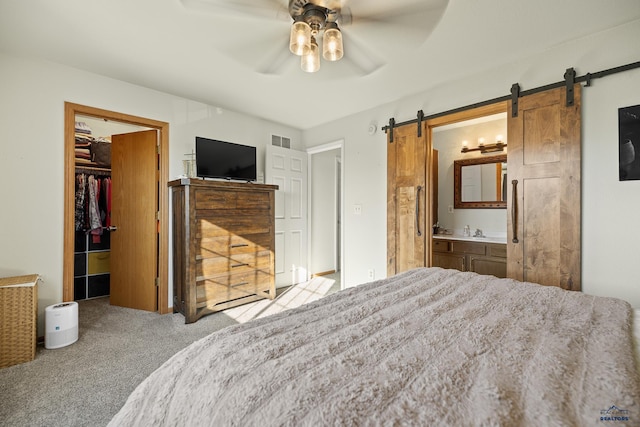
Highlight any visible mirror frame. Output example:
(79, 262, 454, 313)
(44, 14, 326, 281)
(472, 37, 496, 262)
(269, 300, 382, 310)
(454, 154, 507, 209)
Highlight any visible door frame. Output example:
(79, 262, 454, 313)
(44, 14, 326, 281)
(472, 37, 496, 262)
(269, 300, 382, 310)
(307, 139, 345, 290)
(63, 102, 171, 313)
(425, 102, 508, 266)
(334, 155, 342, 273)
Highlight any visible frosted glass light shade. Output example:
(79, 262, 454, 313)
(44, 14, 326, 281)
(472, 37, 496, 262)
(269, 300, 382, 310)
(290, 21, 311, 56)
(322, 26, 343, 61)
(301, 37, 320, 72)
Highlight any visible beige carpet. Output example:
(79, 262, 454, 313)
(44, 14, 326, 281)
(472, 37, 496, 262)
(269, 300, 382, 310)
(0, 275, 339, 427)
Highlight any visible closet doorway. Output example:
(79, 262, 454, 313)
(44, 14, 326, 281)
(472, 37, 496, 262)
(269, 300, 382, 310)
(63, 102, 170, 313)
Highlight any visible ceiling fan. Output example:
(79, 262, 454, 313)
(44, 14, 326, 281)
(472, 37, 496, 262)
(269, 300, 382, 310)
(180, 0, 449, 76)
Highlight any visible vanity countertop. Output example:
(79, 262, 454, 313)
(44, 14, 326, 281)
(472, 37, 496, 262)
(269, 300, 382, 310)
(433, 234, 507, 244)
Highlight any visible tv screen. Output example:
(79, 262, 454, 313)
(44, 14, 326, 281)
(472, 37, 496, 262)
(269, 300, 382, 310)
(195, 137, 257, 181)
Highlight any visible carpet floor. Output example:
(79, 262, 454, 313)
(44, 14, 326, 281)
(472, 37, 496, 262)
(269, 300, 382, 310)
(0, 275, 340, 427)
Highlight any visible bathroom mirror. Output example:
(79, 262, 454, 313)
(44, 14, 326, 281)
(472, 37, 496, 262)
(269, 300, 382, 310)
(454, 154, 507, 209)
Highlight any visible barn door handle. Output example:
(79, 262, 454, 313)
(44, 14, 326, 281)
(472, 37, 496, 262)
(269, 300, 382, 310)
(511, 180, 519, 243)
(416, 186, 422, 237)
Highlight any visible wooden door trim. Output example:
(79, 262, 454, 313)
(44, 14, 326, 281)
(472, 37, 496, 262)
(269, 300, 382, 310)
(63, 102, 170, 314)
(425, 101, 508, 266)
(426, 102, 508, 129)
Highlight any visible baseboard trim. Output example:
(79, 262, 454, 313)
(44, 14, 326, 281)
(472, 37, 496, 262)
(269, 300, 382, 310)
(312, 270, 336, 278)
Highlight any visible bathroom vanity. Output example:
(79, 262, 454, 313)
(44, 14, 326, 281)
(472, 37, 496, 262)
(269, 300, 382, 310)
(432, 235, 506, 278)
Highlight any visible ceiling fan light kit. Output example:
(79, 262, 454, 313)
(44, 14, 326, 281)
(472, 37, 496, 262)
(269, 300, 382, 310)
(289, 18, 311, 56)
(288, 1, 344, 73)
(301, 36, 320, 73)
(323, 22, 343, 62)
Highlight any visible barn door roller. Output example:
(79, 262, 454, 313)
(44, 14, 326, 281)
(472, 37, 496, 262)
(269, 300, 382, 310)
(564, 67, 576, 107)
(510, 83, 520, 118)
(387, 117, 396, 143)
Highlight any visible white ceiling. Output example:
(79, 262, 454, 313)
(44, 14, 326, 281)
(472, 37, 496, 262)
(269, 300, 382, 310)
(1, 0, 639, 130)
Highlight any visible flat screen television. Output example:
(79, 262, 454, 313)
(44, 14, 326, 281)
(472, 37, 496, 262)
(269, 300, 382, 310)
(195, 137, 257, 181)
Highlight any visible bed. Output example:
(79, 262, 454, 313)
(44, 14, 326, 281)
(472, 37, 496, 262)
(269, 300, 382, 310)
(109, 268, 640, 426)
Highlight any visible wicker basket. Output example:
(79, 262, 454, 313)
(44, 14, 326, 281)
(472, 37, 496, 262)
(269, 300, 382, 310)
(0, 274, 39, 368)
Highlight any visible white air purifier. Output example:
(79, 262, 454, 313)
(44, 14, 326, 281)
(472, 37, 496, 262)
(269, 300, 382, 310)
(45, 302, 79, 349)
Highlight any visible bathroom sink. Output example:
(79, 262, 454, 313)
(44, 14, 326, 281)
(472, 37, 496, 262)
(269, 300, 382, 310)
(476, 236, 507, 243)
(434, 235, 507, 244)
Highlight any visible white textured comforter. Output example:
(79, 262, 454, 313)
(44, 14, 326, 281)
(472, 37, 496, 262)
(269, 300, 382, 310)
(110, 268, 640, 426)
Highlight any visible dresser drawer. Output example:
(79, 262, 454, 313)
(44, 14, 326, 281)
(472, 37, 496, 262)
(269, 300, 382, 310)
(236, 191, 271, 210)
(197, 216, 271, 238)
(196, 233, 272, 259)
(197, 251, 272, 279)
(196, 270, 272, 307)
(195, 189, 237, 210)
(195, 189, 271, 211)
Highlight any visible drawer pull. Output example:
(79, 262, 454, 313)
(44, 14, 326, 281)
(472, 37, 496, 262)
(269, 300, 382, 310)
(231, 263, 249, 268)
(229, 243, 249, 248)
(231, 281, 249, 288)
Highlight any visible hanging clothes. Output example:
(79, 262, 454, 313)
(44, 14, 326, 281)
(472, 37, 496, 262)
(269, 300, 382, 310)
(87, 175, 103, 242)
(100, 177, 112, 227)
(74, 172, 112, 241)
(75, 173, 86, 231)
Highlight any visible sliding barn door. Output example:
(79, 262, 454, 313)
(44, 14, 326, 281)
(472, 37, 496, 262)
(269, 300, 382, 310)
(387, 122, 429, 276)
(507, 85, 581, 290)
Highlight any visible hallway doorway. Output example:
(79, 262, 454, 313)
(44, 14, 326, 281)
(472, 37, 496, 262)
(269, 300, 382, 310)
(308, 140, 344, 290)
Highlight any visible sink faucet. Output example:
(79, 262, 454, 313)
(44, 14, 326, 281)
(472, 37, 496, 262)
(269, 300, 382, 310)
(474, 228, 484, 237)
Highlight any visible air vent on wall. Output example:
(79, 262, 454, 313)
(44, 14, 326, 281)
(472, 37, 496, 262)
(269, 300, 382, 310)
(271, 134, 291, 149)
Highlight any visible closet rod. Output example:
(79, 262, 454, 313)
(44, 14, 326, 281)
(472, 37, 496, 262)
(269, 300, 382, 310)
(75, 166, 111, 176)
(382, 60, 640, 132)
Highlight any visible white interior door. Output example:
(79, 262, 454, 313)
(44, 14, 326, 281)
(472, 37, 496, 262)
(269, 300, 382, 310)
(266, 145, 308, 287)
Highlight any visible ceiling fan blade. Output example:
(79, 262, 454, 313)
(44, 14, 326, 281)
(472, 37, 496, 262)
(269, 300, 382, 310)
(256, 41, 297, 75)
(340, 31, 385, 76)
(314, 0, 346, 11)
(180, 0, 289, 21)
(342, 0, 448, 47)
(213, 28, 296, 75)
(337, 5, 353, 26)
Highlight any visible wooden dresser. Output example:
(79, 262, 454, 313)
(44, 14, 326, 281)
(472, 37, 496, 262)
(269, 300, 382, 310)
(169, 179, 278, 323)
